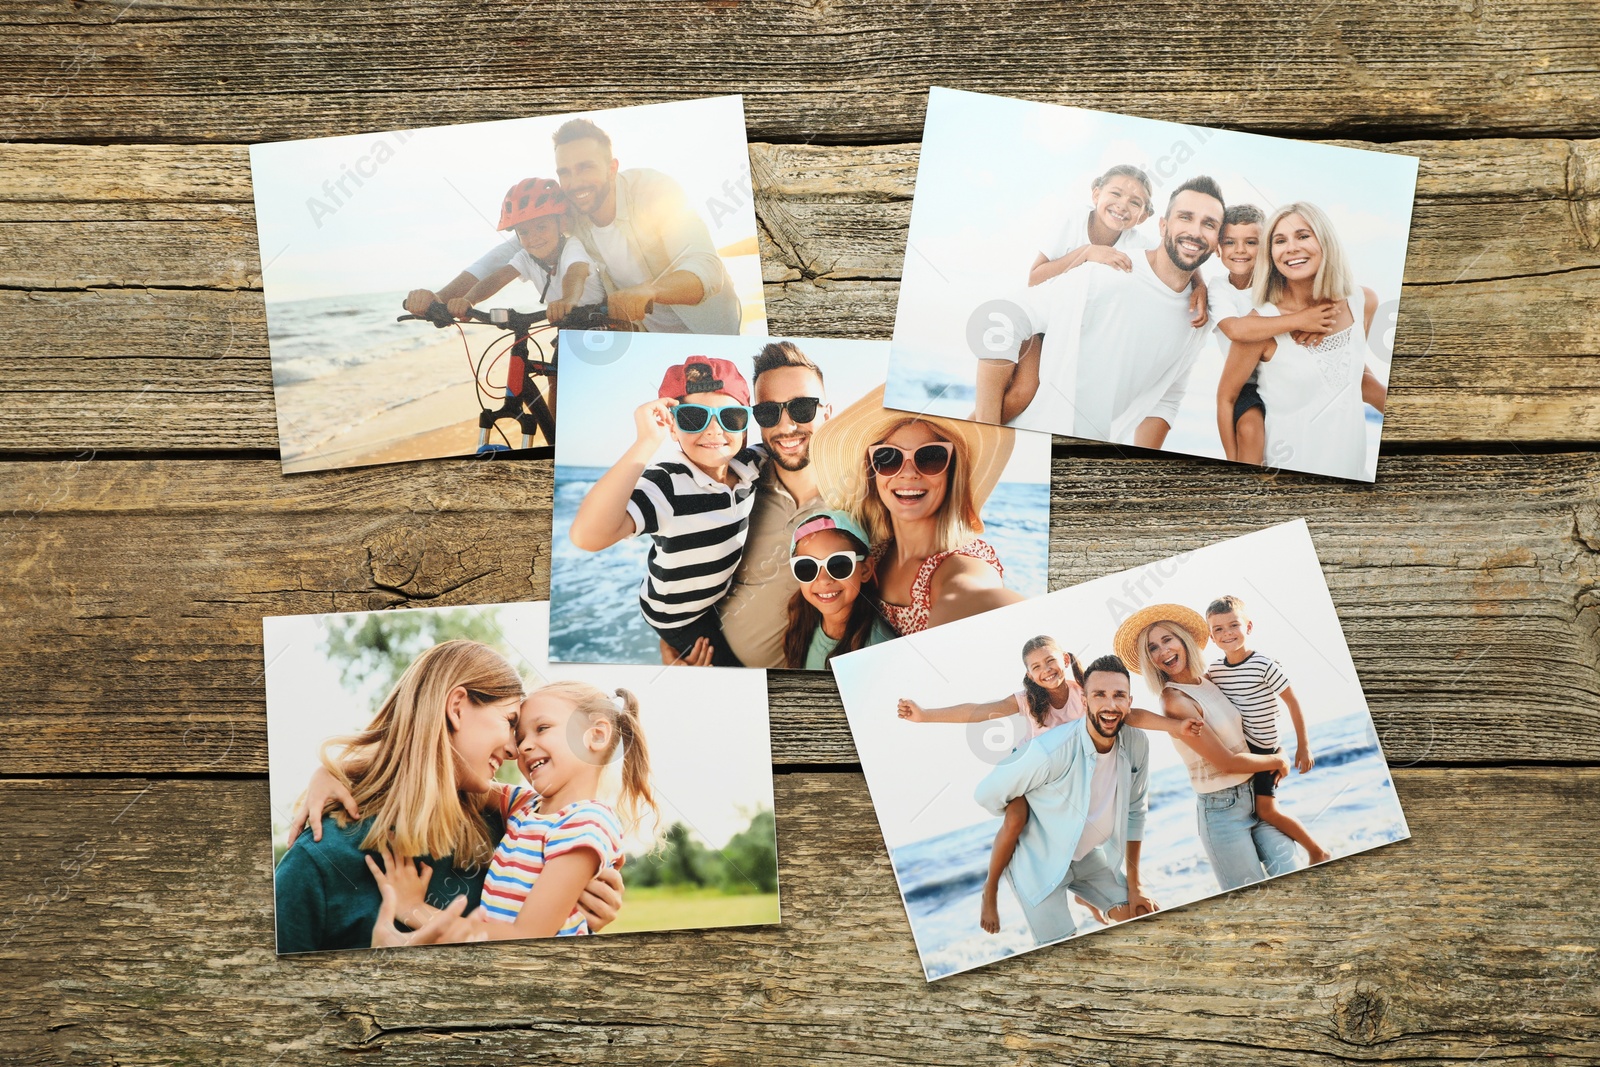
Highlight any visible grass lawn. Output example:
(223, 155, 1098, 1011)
(599, 886, 781, 935)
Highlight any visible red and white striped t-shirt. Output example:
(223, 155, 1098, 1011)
(479, 785, 623, 935)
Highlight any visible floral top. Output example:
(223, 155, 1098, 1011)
(875, 538, 1004, 636)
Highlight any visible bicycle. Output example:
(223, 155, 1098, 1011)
(397, 300, 637, 454)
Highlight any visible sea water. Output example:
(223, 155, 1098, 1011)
(264, 290, 455, 386)
(549, 467, 1050, 665)
(889, 711, 1409, 979)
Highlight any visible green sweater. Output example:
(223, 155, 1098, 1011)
(273, 813, 501, 954)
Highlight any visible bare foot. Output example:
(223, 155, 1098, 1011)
(1309, 846, 1333, 864)
(1074, 894, 1108, 925)
(980, 894, 1000, 934)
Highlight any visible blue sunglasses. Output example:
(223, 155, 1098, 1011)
(673, 404, 752, 433)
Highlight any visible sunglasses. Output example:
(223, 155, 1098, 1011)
(868, 442, 953, 478)
(751, 396, 822, 428)
(790, 551, 864, 584)
(672, 404, 752, 434)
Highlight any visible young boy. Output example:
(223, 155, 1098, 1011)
(1209, 204, 1340, 464)
(986, 164, 1209, 425)
(447, 177, 605, 325)
(1203, 594, 1332, 864)
(568, 356, 763, 667)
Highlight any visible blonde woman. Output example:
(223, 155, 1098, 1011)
(1113, 606, 1297, 892)
(812, 385, 1023, 635)
(277, 640, 623, 952)
(1215, 202, 1387, 480)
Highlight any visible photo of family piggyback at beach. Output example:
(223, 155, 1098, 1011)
(546, 334, 1053, 671)
(886, 89, 1420, 483)
(249, 96, 765, 473)
(264, 601, 779, 955)
(832, 521, 1410, 980)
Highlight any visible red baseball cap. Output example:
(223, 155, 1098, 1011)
(657, 356, 750, 406)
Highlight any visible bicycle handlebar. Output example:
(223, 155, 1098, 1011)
(396, 300, 633, 332)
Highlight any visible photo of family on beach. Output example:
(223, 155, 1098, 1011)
(265, 601, 779, 955)
(546, 333, 1052, 670)
(250, 96, 765, 473)
(832, 521, 1410, 980)
(886, 89, 1419, 483)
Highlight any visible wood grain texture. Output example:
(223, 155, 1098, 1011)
(0, 771, 1595, 1066)
(2, 138, 1599, 451)
(0, 452, 1594, 774)
(1, 1, 1599, 143)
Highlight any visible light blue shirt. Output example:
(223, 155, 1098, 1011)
(972, 717, 1149, 907)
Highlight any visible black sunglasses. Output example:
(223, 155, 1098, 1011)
(868, 442, 953, 478)
(751, 396, 822, 428)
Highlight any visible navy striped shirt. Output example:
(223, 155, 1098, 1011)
(625, 445, 764, 631)
(1206, 651, 1290, 749)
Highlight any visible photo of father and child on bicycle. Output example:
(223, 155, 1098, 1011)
(266, 601, 780, 954)
(886, 89, 1419, 483)
(832, 521, 1410, 980)
(250, 96, 765, 473)
(543, 333, 1055, 671)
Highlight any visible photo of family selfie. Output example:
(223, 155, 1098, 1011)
(545, 334, 1052, 671)
(250, 96, 765, 473)
(833, 521, 1409, 980)
(264, 601, 779, 954)
(886, 89, 1419, 483)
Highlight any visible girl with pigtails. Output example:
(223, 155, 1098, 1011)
(370, 681, 659, 939)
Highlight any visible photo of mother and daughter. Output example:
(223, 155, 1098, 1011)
(551, 337, 1049, 670)
(266, 604, 778, 954)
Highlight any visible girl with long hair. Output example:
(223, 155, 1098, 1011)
(372, 682, 660, 939)
(781, 510, 896, 670)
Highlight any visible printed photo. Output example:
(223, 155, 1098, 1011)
(832, 520, 1410, 979)
(250, 96, 766, 473)
(265, 601, 779, 954)
(547, 333, 1052, 670)
(887, 88, 1419, 482)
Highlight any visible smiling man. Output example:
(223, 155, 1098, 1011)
(406, 118, 740, 335)
(976, 176, 1228, 449)
(972, 654, 1157, 945)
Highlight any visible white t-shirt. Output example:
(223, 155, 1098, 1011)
(587, 221, 689, 333)
(1009, 250, 1226, 443)
(1204, 264, 1263, 385)
(1072, 748, 1121, 861)
(509, 239, 605, 307)
(1044, 207, 1153, 261)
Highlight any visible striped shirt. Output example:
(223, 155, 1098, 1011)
(479, 786, 623, 936)
(626, 444, 764, 632)
(1207, 651, 1291, 749)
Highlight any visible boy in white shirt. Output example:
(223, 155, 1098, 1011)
(445, 177, 605, 325)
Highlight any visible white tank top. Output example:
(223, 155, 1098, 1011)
(1165, 679, 1252, 794)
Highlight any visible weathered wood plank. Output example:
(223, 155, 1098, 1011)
(0, 452, 1594, 775)
(1, 2, 1598, 142)
(1, 139, 1598, 450)
(0, 771, 1595, 1066)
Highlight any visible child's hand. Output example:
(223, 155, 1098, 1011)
(1083, 244, 1134, 272)
(1288, 302, 1339, 346)
(1296, 746, 1315, 774)
(446, 297, 474, 321)
(633, 398, 677, 448)
(1181, 717, 1205, 737)
(1188, 277, 1210, 328)
(285, 766, 359, 848)
(546, 298, 574, 324)
(366, 842, 433, 921)
(404, 289, 438, 316)
(897, 698, 927, 722)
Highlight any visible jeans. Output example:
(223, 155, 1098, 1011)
(1006, 842, 1128, 946)
(1195, 781, 1299, 892)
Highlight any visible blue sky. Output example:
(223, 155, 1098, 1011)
(251, 96, 757, 303)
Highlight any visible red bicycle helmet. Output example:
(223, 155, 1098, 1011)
(497, 178, 566, 231)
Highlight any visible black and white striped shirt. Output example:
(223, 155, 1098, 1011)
(626, 445, 765, 632)
(1207, 652, 1290, 749)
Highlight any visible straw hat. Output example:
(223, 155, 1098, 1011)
(811, 385, 1015, 524)
(1112, 603, 1210, 677)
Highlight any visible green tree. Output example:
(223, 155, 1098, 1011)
(717, 808, 778, 894)
(320, 609, 512, 696)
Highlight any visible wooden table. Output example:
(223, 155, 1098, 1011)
(2, 3, 1598, 1063)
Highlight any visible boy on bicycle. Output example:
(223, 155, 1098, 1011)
(445, 178, 605, 324)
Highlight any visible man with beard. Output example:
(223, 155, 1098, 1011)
(406, 118, 739, 335)
(972, 654, 1157, 944)
(975, 177, 1227, 449)
(662, 340, 833, 667)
